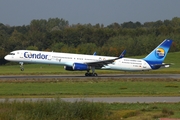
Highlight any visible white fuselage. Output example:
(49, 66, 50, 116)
(4, 50, 152, 71)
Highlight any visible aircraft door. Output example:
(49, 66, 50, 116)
(20, 52, 24, 58)
(48, 55, 52, 60)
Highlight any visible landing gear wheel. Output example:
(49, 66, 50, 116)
(85, 67, 98, 77)
(85, 72, 98, 76)
(21, 68, 24, 71)
(85, 73, 89, 76)
(93, 73, 98, 76)
(85, 73, 92, 76)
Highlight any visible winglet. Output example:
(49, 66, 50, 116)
(93, 52, 97, 55)
(119, 50, 126, 58)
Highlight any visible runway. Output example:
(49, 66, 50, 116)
(0, 74, 180, 80)
(0, 97, 180, 103)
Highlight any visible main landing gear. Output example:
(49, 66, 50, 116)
(85, 67, 98, 76)
(19, 62, 24, 71)
(85, 72, 98, 76)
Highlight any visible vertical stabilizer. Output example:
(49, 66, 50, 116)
(143, 39, 173, 65)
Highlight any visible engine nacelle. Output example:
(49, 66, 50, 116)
(64, 66, 74, 71)
(73, 63, 89, 71)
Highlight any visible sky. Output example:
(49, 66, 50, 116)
(0, 0, 180, 26)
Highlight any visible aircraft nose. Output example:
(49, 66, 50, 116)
(4, 55, 9, 61)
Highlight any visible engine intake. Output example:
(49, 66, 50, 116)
(64, 66, 74, 71)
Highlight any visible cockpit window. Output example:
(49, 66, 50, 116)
(8, 53, 15, 55)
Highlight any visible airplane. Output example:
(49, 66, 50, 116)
(4, 39, 173, 76)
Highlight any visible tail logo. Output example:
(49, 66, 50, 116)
(155, 48, 165, 59)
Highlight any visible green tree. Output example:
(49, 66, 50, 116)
(47, 18, 69, 31)
(76, 43, 97, 54)
(5, 30, 27, 51)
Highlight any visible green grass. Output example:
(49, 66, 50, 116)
(0, 99, 108, 120)
(0, 99, 179, 120)
(1, 51, 180, 75)
(108, 102, 180, 119)
(0, 78, 180, 97)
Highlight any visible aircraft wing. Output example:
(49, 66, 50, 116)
(86, 50, 126, 68)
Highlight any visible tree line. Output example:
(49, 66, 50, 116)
(1, 17, 180, 65)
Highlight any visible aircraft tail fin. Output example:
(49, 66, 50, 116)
(143, 39, 173, 65)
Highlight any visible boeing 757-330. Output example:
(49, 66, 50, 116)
(4, 39, 173, 76)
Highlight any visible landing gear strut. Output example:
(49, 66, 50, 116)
(85, 67, 98, 76)
(19, 62, 24, 71)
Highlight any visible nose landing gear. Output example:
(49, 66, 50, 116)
(19, 62, 24, 71)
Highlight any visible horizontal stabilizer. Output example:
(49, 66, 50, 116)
(151, 63, 173, 68)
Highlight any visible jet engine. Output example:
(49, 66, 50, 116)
(73, 63, 89, 71)
(64, 63, 90, 71)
